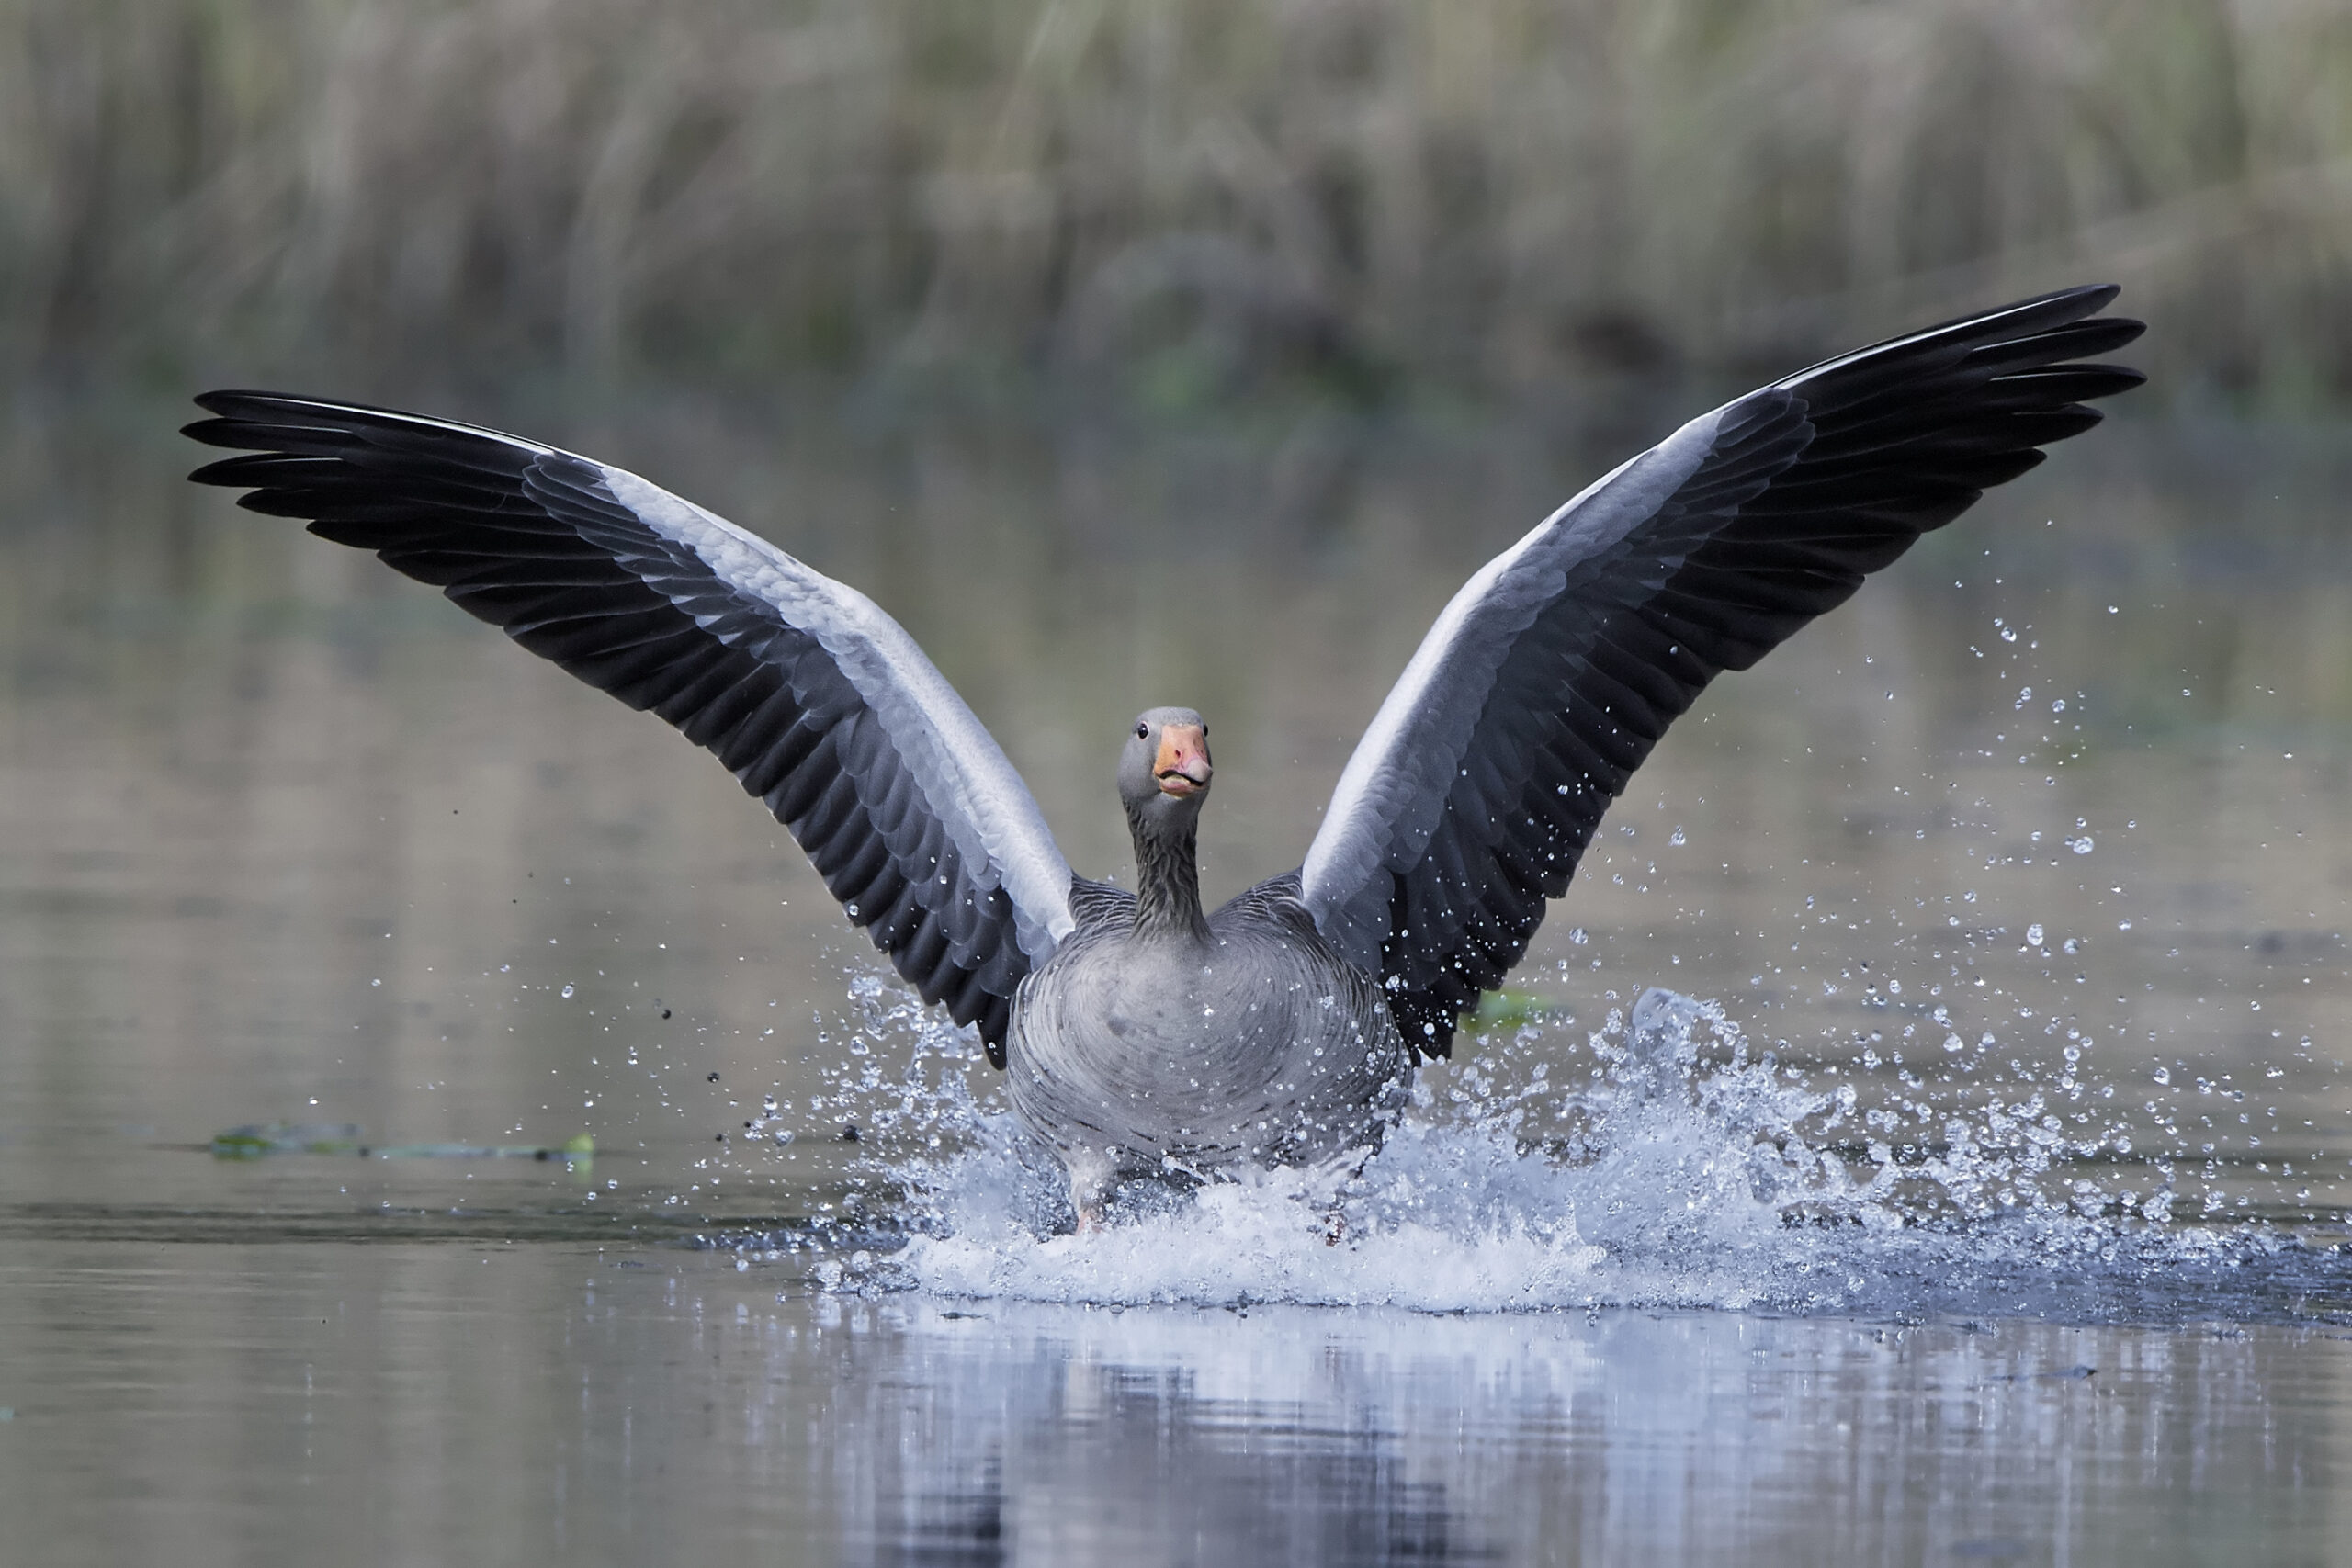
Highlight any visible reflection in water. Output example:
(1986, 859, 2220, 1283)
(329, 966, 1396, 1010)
(2, 1236, 2340, 1566)
(812, 1297, 2336, 1568)
(846, 1309, 1483, 1565)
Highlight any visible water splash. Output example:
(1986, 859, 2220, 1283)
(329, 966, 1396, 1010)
(726, 979, 2345, 1322)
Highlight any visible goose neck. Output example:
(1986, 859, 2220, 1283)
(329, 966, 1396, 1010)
(1127, 805, 1211, 942)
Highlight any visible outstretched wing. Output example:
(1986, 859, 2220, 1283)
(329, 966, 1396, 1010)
(186, 391, 1075, 1061)
(1299, 284, 2144, 1057)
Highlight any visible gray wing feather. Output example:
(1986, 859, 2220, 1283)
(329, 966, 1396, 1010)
(1300, 420, 1722, 928)
(596, 468, 1074, 961)
(1300, 285, 2145, 1056)
(186, 392, 1073, 1056)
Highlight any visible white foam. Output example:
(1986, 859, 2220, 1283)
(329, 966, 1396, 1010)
(762, 978, 2292, 1319)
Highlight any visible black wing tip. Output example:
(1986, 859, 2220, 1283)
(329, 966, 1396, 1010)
(193, 387, 391, 421)
(184, 407, 262, 447)
(1954, 281, 2124, 333)
(185, 431, 266, 486)
(184, 389, 564, 491)
(2018, 280, 2120, 315)
(1883, 280, 2132, 347)
(2086, 315, 2147, 352)
(1781, 282, 2147, 398)
(188, 388, 336, 431)
(184, 408, 314, 483)
(186, 389, 353, 477)
(186, 451, 264, 486)
(192, 388, 266, 416)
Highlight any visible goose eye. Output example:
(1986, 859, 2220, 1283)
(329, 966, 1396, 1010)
(1134, 722, 1149, 739)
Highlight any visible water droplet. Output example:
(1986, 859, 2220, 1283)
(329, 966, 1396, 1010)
(2026, 924, 2044, 947)
(560, 984, 575, 998)
(1668, 827, 1686, 846)
(2071, 836, 2094, 855)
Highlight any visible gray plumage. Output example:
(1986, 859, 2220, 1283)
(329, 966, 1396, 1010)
(1005, 710, 1411, 1215)
(182, 284, 2143, 1225)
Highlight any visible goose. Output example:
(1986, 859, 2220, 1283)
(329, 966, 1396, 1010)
(186, 284, 2143, 1225)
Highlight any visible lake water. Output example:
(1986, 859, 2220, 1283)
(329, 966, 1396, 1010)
(3, 390, 2350, 1563)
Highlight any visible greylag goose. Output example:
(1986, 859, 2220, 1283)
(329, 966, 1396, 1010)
(186, 284, 2143, 1224)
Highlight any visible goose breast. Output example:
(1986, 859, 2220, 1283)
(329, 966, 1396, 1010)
(1005, 881, 1409, 1201)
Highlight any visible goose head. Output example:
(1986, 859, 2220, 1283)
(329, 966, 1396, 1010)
(1118, 706, 1213, 825)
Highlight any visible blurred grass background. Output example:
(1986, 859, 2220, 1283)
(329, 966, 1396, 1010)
(3, 0, 2349, 413)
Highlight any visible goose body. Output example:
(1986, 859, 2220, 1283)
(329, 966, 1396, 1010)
(1012, 874, 1412, 1214)
(184, 285, 2144, 1225)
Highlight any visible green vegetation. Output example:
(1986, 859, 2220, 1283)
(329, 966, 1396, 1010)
(209, 1122, 366, 1158)
(210, 1122, 593, 1163)
(1467, 989, 1568, 1033)
(4, 0, 2349, 405)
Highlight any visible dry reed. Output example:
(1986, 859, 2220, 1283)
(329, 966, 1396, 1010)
(2, 0, 2348, 403)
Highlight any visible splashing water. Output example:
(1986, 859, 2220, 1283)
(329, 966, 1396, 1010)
(719, 977, 2343, 1322)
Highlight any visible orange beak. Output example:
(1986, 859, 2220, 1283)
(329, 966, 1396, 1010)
(1154, 724, 1212, 797)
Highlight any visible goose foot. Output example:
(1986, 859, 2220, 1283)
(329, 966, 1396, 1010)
(1068, 1156, 1114, 1235)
